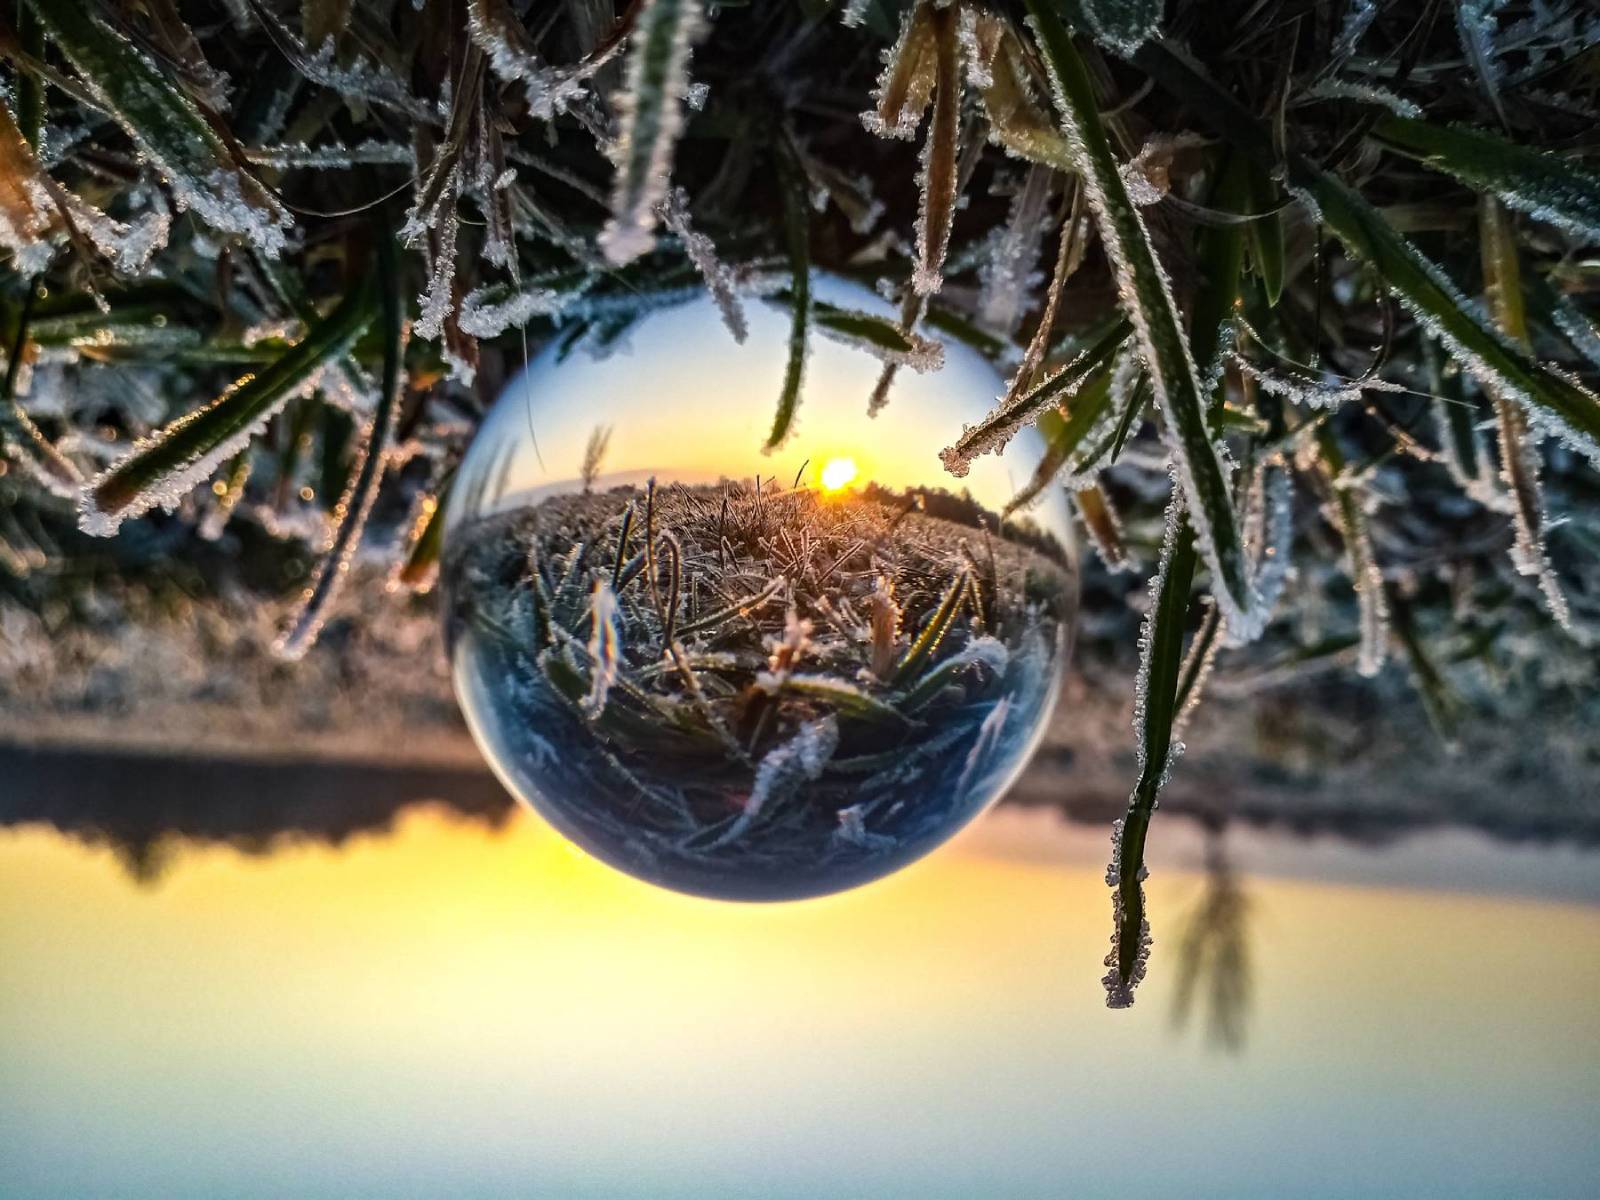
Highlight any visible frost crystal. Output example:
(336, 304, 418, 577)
(1117, 133, 1206, 207)
(659, 188, 747, 343)
(244, 140, 416, 170)
(1457, 0, 1510, 124)
(955, 695, 1012, 797)
(1232, 355, 1408, 410)
(861, 3, 937, 141)
(275, 376, 402, 662)
(840, 0, 873, 30)
(977, 166, 1053, 335)
(412, 169, 463, 342)
(1331, 0, 1379, 61)
(79, 368, 330, 537)
(1080, 0, 1165, 57)
(710, 715, 839, 849)
(457, 284, 568, 339)
(1302, 79, 1423, 118)
(467, 0, 625, 119)
(1495, 403, 1573, 630)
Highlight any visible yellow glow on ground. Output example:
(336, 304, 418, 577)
(820, 456, 858, 492)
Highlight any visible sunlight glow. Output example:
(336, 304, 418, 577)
(820, 457, 858, 492)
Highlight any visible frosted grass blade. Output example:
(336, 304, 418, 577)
(1374, 115, 1600, 242)
(766, 132, 811, 452)
(82, 273, 377, 534)
(1106, 491, 1198, 1008)
(598, 0, 707, 265)
(942, 319, 1127, 478)
(911, 4, 961, 296)
(32, 0, 291, 256)
(1025, 4, 1261, 637)
(1079, 0, 1164, 55)
(275, 233, 405, 660)
(1002, 365, 1116, 517)
(1479, 196, 1570, 628)
(1131, 40, 1600, 466)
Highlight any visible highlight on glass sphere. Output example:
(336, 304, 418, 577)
(442, 275, 1078, 901)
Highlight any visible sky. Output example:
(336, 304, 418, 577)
(446, 276, 1075, 545)
(3, 805, 1597, 1200)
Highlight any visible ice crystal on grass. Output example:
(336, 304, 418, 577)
(1233, 356, 1408, 410)
(712, 716, 840, 848)
(35, 5, 292, 257)
(275, 388, 400, 661)
(1331, 0, 1379, 62)
(1079, 0, 1165, 57)
(599, 0, 708, 266)
(457, 284, 568, 339)
(259, 7, 435, 122)
(1118, 133, 1206, 207)
(467, 0, 624, 119)
(413, 170, 463, 342)
(1027, 7, 1264, 641)
(244, 141, 416, 170)
(910, 4, 962, 297)
(583, 581, 623, 717)
(977, 165, 1053, 335)
(660, 188, 747, 343)
(79, 369, 325, 537)
(1301, 79, 1423, 118)
(840, 0, 873, 30)
(1321, 468, 1390, 678)
(1456, 0, 1510, 125)
(861, 2, 937, 141)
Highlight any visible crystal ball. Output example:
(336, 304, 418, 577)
(442, 276, 1078, 900)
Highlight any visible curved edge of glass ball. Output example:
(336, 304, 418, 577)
(442, 276, 1079, 901)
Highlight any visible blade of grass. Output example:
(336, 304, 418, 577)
(766, 126, 811, 452)
(597, 0, 706, 264)
(1024, 4, 1262, 638)
(1372, 114, 1600, 242)
(82, 272, 377, 534)
(1002, 364, 1116, 516)
(1243, 158, 1285, 307)
(275, 227, 404, 659)
(942, 318, 1128, 477)
(31, 0, 290, 255)
(1479, 195, 1571, 628)
(1106, 492, 1198, 1007)
(1131, 39, 1600, 467)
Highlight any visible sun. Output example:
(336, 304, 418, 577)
(820, 457, 858, 493)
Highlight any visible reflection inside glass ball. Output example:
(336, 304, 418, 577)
(442, 277, 1078, 900)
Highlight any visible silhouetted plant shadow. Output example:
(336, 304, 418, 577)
(1170, 819, 1253, 1053)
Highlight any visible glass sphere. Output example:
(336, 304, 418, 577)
(442, 276, 1078, 900)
